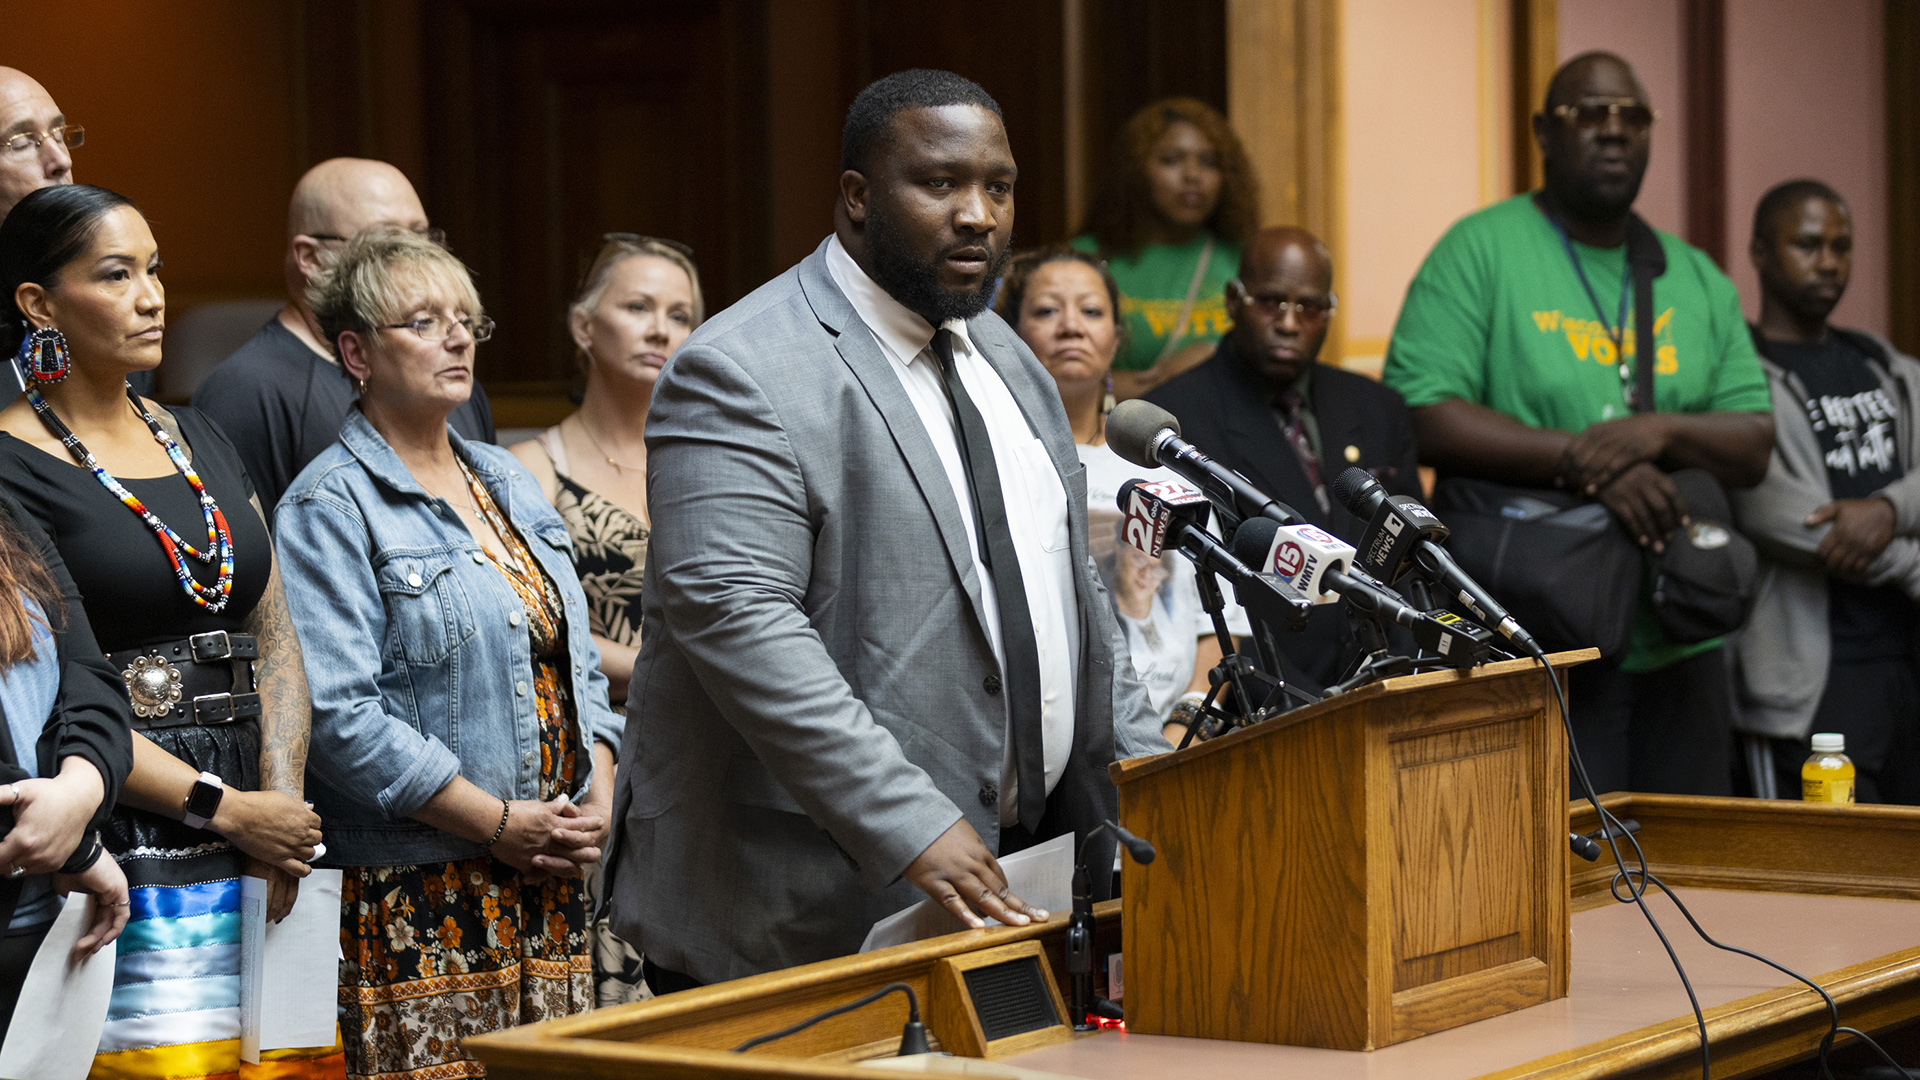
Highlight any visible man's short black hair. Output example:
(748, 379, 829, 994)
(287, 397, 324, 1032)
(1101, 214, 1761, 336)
(1751, 178, 1847, 249)
(841, 69, 1003, 174)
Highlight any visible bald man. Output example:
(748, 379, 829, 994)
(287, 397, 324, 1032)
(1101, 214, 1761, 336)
(0, 68, 76, 221)
(193, 158, 494, 516)
(1147, 225, 1421, 693)
(1383, 52, 1773, 796)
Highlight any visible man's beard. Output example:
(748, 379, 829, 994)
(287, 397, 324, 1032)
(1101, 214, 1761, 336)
(1556, 160, 1644, 222)
(865, 209, 1008, 326)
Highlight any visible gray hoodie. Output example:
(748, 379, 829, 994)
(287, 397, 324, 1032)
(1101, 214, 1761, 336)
(1730, 327, 1920, 739)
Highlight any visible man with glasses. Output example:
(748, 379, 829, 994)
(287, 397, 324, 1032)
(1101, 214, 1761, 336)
(1147, 225, 1421, 693)
(0, 68, 77, 221)
(194, 157, 495, 518)
(1383, 52, 1774, 796)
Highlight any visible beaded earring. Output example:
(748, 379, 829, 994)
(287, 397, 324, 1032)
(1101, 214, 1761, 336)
(1102, 373, 1117, 416)
(15, 326, 71, 386)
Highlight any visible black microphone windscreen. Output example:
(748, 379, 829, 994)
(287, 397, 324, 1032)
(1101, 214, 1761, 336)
(1328, 466, 1378, 515)
(1230, 516, 1281, 569)
(1110, 824, 1157, 865)
(1114, 477, 1144, 514)
(1106, 400, 1181, 469)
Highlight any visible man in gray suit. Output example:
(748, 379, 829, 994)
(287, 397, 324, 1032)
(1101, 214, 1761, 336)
(606, 69, 1167, 989)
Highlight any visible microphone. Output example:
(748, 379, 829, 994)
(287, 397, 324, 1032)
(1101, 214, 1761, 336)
(1232, 518, 1492, 669)
(1329, 467, 1542, 656)
(1108, 400, 1304, 533)
(1070, 820, 1155, 1029)
(1117, 480, 1312, 631)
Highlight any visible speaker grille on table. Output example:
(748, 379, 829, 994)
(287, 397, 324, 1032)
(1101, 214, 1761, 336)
(962, 956, 1059, 1042)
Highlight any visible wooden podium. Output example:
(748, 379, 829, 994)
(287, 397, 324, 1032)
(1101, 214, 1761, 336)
(1112, 650, 1594, 1051)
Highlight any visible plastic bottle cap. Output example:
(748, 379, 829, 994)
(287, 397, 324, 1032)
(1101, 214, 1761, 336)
(1811, 733, 1846, 753)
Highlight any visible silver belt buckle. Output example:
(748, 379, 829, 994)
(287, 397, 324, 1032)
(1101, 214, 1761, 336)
(123, 655, 184, 719)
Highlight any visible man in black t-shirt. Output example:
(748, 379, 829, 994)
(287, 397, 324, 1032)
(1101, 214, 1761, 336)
(1732, 179, 1920, 803)
(193, 159, 494, 520)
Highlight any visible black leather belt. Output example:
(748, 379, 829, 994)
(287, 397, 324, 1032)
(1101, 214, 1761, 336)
(106, 631, 261, 729)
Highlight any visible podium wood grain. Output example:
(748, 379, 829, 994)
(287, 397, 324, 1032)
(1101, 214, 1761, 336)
(1111, 651, 1591, 1049)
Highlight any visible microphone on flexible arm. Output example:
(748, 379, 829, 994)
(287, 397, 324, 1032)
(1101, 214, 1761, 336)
(1328, 467, 1543, 657)
(1107, 399, 1304, 536)
(1230, 517, 1492, 669)
(1068, 820, 1154, 1029)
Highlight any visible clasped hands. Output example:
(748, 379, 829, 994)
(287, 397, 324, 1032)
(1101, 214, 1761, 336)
(1557, 414, 1687, 551)
(487, 794, 611, 883)
(0, 760, 129, 958)
(1806, 497, 1896, 581)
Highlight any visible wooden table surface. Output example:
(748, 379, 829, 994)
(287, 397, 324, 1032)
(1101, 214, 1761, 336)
(1006, 887, 1920, 1080)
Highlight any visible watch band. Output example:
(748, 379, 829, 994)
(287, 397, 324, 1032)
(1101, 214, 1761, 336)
(182, 771, 225, 831)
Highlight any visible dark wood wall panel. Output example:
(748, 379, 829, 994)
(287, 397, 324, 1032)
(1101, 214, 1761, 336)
(1890, 0, 1920, 357)
(1082, 0, 1229, 235)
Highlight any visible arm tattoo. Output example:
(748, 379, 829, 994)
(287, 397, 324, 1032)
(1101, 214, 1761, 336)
(247, 497, 311, 799)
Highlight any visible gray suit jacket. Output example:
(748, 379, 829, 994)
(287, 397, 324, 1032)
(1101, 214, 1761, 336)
(606, 241, 1166, 982)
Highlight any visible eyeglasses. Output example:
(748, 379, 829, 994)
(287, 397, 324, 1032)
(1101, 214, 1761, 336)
(603, 232, 695, 258)
(309, 226, 448, 247)
(379, 314, 495, 343)
(3, 125, 83, 154)
(1241, 292, 1337, 321)
(1551, 100, 1657, 131)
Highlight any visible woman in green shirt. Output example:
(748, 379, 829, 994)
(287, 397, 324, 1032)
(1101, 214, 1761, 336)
(1073, 97, 1258, 399)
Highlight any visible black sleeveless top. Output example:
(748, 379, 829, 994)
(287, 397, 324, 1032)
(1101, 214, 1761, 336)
(0, 406, 272, 651)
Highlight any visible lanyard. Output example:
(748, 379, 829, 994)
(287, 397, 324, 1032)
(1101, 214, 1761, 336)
(1546, 215, 1643, 410)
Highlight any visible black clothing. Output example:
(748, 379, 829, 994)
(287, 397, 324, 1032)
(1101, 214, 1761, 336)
(1767, 334, 1919, 662)
(0, 920, 52, 1030)
(0, 491, 134, 857)
(191, 318, 496, 518)
(1569, 646, 1735, 796)
(1767, 654, 1920, 804)
(0, 408, 271, 652)
(0, 407, 266, 881)
(1146, 336, 1423, 692)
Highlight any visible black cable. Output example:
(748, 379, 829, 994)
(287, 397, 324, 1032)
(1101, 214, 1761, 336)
(1533, 646, 1710, 1080)
(1642, 873, 1913, 1080)
(1537, 650, 1914, 1080)
(731, 981, 925, 1054)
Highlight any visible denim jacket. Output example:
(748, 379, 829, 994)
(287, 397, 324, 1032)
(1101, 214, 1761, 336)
(275, 410, 623, 866)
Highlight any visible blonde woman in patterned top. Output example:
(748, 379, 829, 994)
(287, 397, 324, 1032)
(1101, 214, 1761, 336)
(511, 235, 701, 707)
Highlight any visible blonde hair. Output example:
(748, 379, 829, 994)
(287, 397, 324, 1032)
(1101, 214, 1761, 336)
(307, 226, 484, 355)
(572, 235, 704, 338)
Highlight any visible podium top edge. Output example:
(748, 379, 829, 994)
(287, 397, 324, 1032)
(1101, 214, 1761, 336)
(1109, 648, 1600, 786)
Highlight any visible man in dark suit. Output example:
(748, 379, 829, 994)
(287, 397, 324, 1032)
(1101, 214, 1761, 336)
(1147, 226, 1421, 692)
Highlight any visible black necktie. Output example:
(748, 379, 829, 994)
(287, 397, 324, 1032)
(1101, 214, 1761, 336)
(932, 328, 1047, 831)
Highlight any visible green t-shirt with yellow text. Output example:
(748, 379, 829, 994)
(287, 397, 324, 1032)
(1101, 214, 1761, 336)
(1383, 194, 1771, 672)
(1071, 232, 1240, 373)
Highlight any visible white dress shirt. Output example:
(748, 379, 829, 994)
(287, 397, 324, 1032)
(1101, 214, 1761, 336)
(826, 235, 1078, 823)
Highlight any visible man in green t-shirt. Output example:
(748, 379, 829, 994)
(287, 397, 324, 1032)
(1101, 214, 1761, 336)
(1383, 52, 1775, 797)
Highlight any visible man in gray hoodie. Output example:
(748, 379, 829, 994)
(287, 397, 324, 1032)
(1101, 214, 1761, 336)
(1732, 179, 1920, 803)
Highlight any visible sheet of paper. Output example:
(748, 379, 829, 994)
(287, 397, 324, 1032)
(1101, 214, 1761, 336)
(241, 869, 343, 1062)
(860, 832, 1073, 953)
(0, 893, 118, 1080)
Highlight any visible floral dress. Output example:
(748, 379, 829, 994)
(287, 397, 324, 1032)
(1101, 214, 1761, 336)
(337, 466, 591, 1080)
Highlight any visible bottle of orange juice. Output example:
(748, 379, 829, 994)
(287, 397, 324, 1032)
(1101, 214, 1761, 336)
(1801, 733, 1855, 804)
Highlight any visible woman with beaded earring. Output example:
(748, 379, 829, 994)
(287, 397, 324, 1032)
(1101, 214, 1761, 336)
(508, 234, 696, 1007)
(997, 247, 1232, 743)
(0, 186, 332, 1078)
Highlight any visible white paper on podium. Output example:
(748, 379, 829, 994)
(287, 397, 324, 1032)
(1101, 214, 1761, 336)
(859, 832, 1073, 953)
(0, 893, 118, 1080)
(240, 869, 343, 1062)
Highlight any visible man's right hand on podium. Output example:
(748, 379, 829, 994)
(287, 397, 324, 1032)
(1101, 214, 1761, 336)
(905, 819, 1049, 930)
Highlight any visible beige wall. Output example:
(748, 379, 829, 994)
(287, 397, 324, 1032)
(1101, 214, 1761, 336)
(1337, 0, 1511, 376)
(1725, 0, 1887, 336)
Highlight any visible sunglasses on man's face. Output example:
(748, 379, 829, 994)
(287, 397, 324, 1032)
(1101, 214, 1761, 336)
(1552, 100, 1657, 132)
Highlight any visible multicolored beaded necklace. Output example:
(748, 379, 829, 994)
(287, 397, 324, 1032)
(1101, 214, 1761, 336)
(26, 385, 236, 612)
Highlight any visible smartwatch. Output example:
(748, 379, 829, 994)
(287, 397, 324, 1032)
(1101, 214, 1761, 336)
(182, 771, 225, 831)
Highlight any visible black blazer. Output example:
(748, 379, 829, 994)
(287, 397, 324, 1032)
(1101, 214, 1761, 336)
(0, 492, 134, 922)
(1146, 337, 1422, 691)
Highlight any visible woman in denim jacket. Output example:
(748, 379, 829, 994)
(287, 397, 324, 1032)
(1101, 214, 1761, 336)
(274, 229, 623, 1080)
